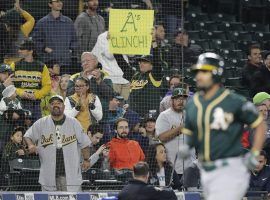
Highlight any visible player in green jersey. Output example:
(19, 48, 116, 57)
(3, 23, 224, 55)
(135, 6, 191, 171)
(180, 52, 266, 200)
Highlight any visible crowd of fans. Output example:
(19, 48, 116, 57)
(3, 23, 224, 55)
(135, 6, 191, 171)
(0, 0, 270, 195)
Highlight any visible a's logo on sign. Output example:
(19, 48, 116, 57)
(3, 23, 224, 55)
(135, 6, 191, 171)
(16, 194, 25, 200)
(49, 195, 77, 200)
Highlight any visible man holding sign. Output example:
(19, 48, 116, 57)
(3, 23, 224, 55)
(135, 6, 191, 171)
(108, 9, 162, 117)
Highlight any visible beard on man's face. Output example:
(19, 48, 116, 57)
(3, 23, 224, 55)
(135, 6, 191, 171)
(117, 131, 128, 139)
(51, 106, 63, 116)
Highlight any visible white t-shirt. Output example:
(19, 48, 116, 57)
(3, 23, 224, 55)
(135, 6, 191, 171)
(156, 108, 196, 174)
(157, 167, 166, 187)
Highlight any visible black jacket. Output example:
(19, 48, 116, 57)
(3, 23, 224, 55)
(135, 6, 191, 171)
(242, 62, 263, 97)
(118, 179, 177, 200)
(250, 166, 270, 193)
(149, 162, 181, 190)
(250, 65, 270, 95)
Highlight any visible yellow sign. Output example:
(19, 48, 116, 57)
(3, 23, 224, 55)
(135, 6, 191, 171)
(109, 9, 154, 55)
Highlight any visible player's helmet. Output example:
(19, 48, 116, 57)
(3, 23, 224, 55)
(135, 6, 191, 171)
(191, 52, 225, 83)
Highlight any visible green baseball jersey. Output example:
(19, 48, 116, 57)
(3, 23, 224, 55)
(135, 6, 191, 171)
(182, 88, 263, 162)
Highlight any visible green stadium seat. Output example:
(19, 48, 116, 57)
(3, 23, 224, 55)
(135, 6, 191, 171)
(200, 31, 227, 40)
(186, 12, 209, 22)
(241, 0, 264, 8)
(209, 13, 236, 22)
(218, 22, 244, 32)
(184, 21, 194, 31)
(225, 77, 243, 87)
(209, 40, 235, 50)
(245, 23, 269, 32)
(253, 32, 270, 42)
(192, 40, 211, 51)
(193, 21, 219, 31)
(187, 31, 201, 40)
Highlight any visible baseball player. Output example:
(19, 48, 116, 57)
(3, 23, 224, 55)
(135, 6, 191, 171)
(180, 53, 266, 200)
(24, 95, 91, 192)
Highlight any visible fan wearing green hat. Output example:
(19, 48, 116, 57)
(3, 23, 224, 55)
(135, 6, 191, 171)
(253, 92, 270, 129)
(253, 92, 270, 109)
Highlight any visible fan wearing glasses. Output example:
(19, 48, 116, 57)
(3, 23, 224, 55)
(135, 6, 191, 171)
(64, 76, 102, 132)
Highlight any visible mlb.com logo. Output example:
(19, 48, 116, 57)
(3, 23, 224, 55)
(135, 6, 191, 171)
(48, 194, 77, 200)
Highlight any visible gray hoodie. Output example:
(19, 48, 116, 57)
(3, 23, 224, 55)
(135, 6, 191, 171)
(74, 12, 105, 59)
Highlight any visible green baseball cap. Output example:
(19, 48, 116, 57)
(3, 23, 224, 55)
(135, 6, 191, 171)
(171, 88, 188, 99)
(253, 92, 270, 105)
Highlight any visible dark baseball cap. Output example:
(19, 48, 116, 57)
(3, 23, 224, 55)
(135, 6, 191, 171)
(264, 51, 270, 60)
(110, 93, 124, 101)
(174, 28, 187, 37)
(0, 64, 12, 74)
(137, 55, 153, 63)
(49, 95, 64, 103)
(19, 40, 35, 51)
(171, 87, 188, 99)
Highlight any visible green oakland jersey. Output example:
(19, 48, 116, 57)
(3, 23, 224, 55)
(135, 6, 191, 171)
(182, 88, 263, 162)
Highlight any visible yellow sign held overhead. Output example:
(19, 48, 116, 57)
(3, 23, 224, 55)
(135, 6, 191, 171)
(109, 9, 154, 55)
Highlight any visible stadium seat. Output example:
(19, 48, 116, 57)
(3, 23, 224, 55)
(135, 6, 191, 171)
(225, 77, 243, 87)
(186, 12, 209, 22)
(229, 50, 246, 60)
(193, 21, 218, 31)
(224, 67, 237, 78)
(209, 40, 235, 50)
(245, 23, 269, 32)
(192, 40, 211, 51)
(253, 32, 270, 42)
(241, 0, 264, 7)
(187, 31, 201, 40)
(262, 41, 270, 50)
(184, 21, 194, 31)
(262, 0, 270, 7)
(200, 31, 227, 40)
(238, 32, 253, 41)
(218, 22, 244, 32)
(187, 5, 202, 13)
(217, 0, 237, 14)
(209, 13, 236, 22)
(237, 41, 254, 51)
(219, 49, 245, 60)
(231, 59, 247, 68)
(226, 31, 252, 41)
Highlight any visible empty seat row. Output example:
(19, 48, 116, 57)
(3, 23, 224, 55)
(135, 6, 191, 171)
(187, 30, 270, 42)
(186, 12, 236, 23)
(184, 21, 269, 32)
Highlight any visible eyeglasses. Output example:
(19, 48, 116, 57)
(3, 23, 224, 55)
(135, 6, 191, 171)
(75, 85, 86, 88)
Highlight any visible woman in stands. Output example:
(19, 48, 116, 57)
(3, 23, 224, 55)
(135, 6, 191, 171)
(146, 143, 181, 190)
(57, 74, 71, 100)
(64, 76, 102, 132)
